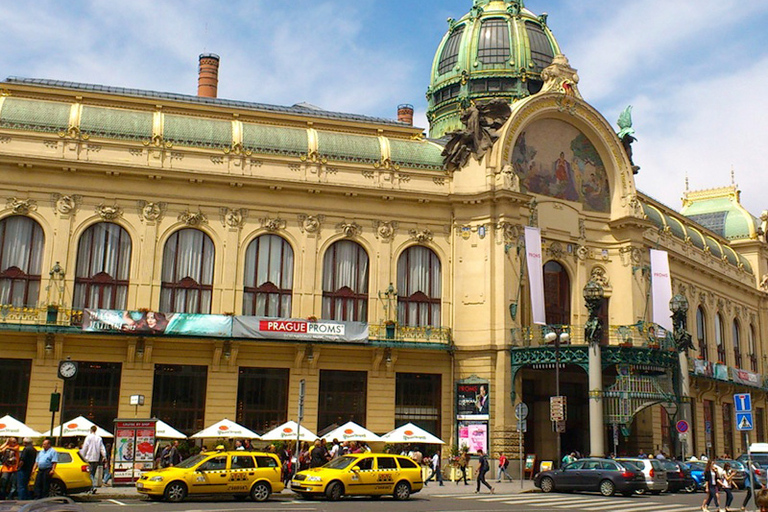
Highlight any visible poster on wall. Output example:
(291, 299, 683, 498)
(458, 421, 488, 455)
(113, 419, 156, 485)
(456, 382, 490, 420)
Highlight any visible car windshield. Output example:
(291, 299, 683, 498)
(323, 456, 358, 470)
(620, 460, 642, 471)
(718, 460, 745, 471)
(661, 461, 679, 471)
(174, 454, 207, 469)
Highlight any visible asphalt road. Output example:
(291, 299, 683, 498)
(75, 489, 739, 511)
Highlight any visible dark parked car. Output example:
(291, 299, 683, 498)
(684, 461, 706, 491)
(716, 459, 747, 488)
(534, 458, 646, 497)
(661, 460, 696, 492)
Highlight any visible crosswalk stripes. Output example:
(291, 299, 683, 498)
(430, 492, 694, 512)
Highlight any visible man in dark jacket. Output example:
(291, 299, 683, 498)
(16, 437, 37, 500)
(310, 440, 328, 468)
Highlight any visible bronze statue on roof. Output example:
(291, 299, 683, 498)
(617, 105, 640, 174)
(442, 99, 512, 172)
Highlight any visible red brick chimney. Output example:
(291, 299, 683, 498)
(397, 104, 414, 125)
(198, 53, 220, 98)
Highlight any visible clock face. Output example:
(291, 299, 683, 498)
(59, 361, 77, 379)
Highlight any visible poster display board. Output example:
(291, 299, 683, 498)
(456, 382, 490, 420)
(458, 421, 488, 455)
(113, 419, 157, 485)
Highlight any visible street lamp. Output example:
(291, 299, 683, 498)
(545, 328, 570, 466)
(669, 293, 693, 460)
(583, 280, 605, 345)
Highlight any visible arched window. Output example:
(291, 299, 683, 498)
(477, 19, 510, 64)
(160, 229, 214, 314)
(544, 261, 570, 326)
(733, 320, 742, 368)
(397, 246, 441, 327)
(73, 223, 131, 310)
(243, 235, 293, 317)
(715, 313, 726, 363)
(749, 325, 758, 372)
(438, 25, 464, 74)
(0, 216, 44, 307)
(322, 240, 368, 321)
(696, 307, 708, 360)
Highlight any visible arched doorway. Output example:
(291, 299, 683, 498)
(544, 261, 570, 325)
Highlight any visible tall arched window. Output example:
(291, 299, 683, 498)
(544, 261, 570, 325)
(749, 325, 758, 372)
(73, 223, 131, 310)
(733, 320, 742, 368)
(322, 240, 368, 321)
(696, 307, 708, 360)
(397, 246, 441, 327)
(0, 216, 44, 307)
(160, 229, 214, 314)
(243, 235, 293, 317)
(715, 313, 726, 363)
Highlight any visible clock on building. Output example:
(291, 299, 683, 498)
(57, 360, 78, 380)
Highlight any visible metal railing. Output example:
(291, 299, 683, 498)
(511, 322, 677, 350)
(0, 305, 83, 326)
(368, 323, 452, 344)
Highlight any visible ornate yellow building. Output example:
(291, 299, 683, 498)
(0, 0, 766, 468)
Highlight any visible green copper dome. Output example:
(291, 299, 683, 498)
(427, 0, 560, 138)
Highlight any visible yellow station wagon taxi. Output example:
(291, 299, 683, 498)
(291, 453, 423, 501)
(136, 451, 284, 502)
(30, 447, 93, 496)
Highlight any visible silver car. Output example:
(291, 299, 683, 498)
(616, 458, 668, 494)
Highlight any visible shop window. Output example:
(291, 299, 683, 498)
(696, 307, 708, 360)
(318, 370, 367, 432)
(236, 367, 289, 433)
(395, 373, 441, 436)
(73, 223, 131, 310)
(322, 241, 369, 322)
(0, 358, 31, 421)
(63, 362, 121, 430)
(243, 235, 293, 317)
(723, 402, 734, 458)
(544, 261, 570, 326)
(0, 216, 44, 307)
(152, 364, 207, 435)
(397, 246, 441, 327)
(715, 313, 726, 363)
(160, 229, 214, 314)
(733, 320, 742, 368)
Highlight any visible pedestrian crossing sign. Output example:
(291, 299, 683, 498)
(736, 411, 754, 431)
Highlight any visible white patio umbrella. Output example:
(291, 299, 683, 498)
(259, 421, 318, 442)
(322, 421, 381, 443)
(190, 419, 260, 439)
(0, 415, 43, 438)
(380, 423, 444, 445)
(42, 416, 113, 438)
(155, 420, 187, 439)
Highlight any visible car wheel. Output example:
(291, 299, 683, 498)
(393, 481, 411, 501)
(325, 481, 343, 501)
(250, 482, 271, 502)
(634, 488, 646, 495)
(599, 479, 615, 497)
(48, 479, 66, 497)
(163, 481, 188, 502)
(684, 482, 697, 493)
(540, 476, 555, 493)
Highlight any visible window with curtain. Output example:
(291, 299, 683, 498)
(732, 320, 742, 368)
(160, 229, 214, 314)
(715, 313, 726, 363)
(243, 235, 293, 317)
(73, 223, 131, 310)
(696, 307, 708, 360)
(322, 240, 369, 321)
(397, 246, 441, 327)
(750, 325, 758, 372)
(0, 216, 44, 307)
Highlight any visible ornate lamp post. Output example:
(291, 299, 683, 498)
(544, 329, 570, 466)
(584, 279, 605, 456)
(670, 293, 693, 459)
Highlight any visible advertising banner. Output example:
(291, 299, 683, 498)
(233, 317, 368, 343)
(650, 249, 674, 331)
(83, 309, 232, 337)
(458, 421, 488, 455)
(732, 368, 761, 387)
(693, 359, 714, 378)
(713, 363, 729, 381)
(524, 227, 546, 325)
(456, 382, 490, 420)
(113, 419, 156, 485)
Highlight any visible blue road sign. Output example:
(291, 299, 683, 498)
(735, 393, 752, 413)
(705, 421, 712, 434)
(736, 412, 754, 431)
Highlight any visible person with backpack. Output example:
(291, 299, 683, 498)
(497, 451, 512, 482)
(474, 449, 494, 494)
(0, 437, 20, 499)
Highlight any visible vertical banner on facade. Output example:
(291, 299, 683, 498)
(524, 227, 546, 325)
(113, 419, 156, 486)
(650, 249, 674, 331)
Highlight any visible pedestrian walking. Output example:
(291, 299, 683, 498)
(497, 451, 512, 482)
(742, 460, 763, 511)
(425, 452, 444, 486)
(701, 458, 720, 512)
(0, 436, 20, 499)
(33, 438, 58, 499)
(81, 425, 107, 493)
(16, 438, 35, 500)
(168, 440, 182, 466)
(474, 449, 494, 494)
(721, 462, 736, 511)
(456, 451, 469, 485)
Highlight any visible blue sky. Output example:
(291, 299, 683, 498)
(2, 0, 767, 216)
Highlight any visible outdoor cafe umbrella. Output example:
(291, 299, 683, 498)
(0, 415, 43, 438)
(190, 419, 260, 439)
(259, 421, 318, 443)
(321, 421, 381, 443)
(155, 419, 187, 440)
(42, 416, 113, 438)
(380, 422, 444, 445)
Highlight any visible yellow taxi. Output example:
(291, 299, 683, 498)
(136, 451, 284, 502)
(30, 447, 93, 496)
(291, 453, 423, 501)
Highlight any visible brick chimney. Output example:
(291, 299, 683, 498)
(198, 53, 220, 98)
(397, 104, 414, 125)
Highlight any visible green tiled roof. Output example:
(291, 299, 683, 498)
(80, 106, 152, 140)
(242, 124, 307, 156)
(0, 98, 70, 133)
(681, 188, 758, 240)
(388, 138, 444, 170)
(317, 131, 380, 163)
(163, 114, 231, 148)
